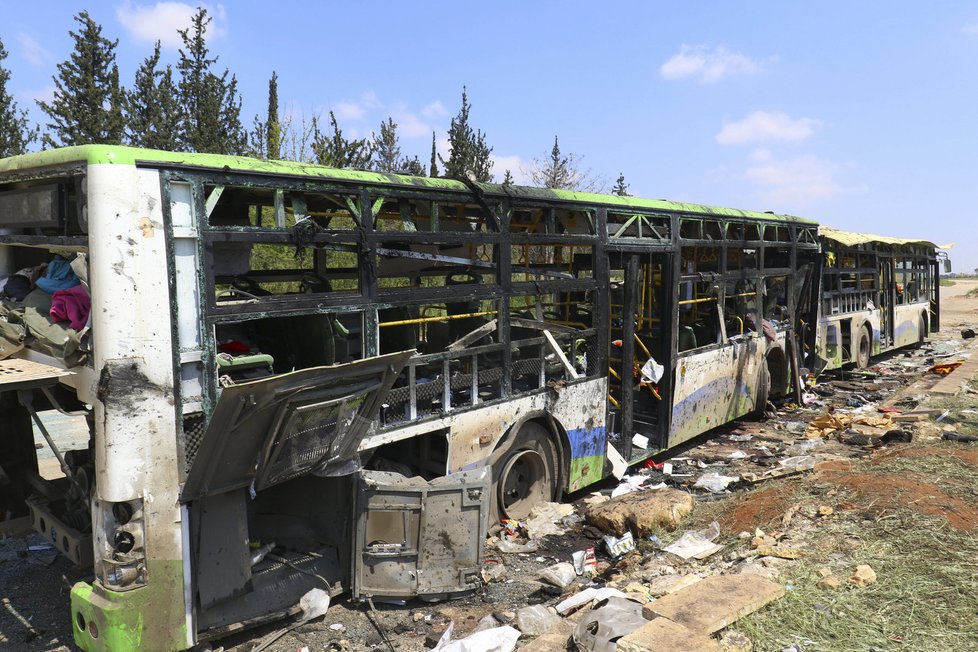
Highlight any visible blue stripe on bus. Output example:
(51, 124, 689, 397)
(567, 425, 606, 459)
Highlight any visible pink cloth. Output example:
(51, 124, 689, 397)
(50, 285, 91, 330)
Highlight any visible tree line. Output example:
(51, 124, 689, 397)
(0, 8, 630, 194)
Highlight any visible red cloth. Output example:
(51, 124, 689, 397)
(50, 285, 91, 330)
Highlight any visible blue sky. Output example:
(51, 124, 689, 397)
(2, 2, 975, 272)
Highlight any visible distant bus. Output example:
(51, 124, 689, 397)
(0, 146, 818, 650)
(815, 227, 945, 370)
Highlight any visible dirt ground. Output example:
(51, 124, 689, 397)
(1, 279, 976, 651)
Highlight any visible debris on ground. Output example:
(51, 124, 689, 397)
(585, 488, 694, 535)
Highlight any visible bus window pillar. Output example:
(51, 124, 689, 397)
(620, 255, 639, 441)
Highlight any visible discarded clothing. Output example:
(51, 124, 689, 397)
(1, 274, 32, 301)
(50, 285, 91, 330)
(35, 256, 80, 294)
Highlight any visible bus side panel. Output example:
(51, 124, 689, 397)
(442, 378, 607, 492)
(668, 336, 773, 448)
(893, 303, 927, 348)
(72, 165, 189, 652)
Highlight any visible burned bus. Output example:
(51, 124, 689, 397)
(0, 146, 818, 650)
(815, 227, 945, 370)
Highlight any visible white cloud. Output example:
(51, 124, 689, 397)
(333, 91, 384, 123)
(116, 2, 227, 49)
(421, 101, 447, 119)
(490, 155, 530, 184)
(17, 33, 52, 66)
(716, 111, 821, 145)
(660, 44, 765, 83)
(744, 149, 851, 204)
(22, 85, 56, 106)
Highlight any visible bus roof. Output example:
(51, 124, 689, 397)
(0, 144, 817, 225)
(820, 226, 949, 250)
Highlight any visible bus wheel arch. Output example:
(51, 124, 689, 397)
(918, 311, 929, 344)
(488, 415, 564, 522)
(855, 323, 872, 368)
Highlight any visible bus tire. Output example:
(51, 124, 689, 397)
(748, 362, 771, 419)
(916, 314, 927, 347)
(855, 326, 871, 369)
(491, 422, 559, 522)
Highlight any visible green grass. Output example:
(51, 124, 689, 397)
(939, 278, 956, 287)
(738, 510, 978, 651)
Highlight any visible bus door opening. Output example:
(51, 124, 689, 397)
(608, 253, 670, 462)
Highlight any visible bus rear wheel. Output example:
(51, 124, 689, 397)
(856, 327, 871, 369)
(492, 422, 559, 521)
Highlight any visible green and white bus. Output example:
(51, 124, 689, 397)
(0, 146, 819, 650)
(816, 227, 944, 370)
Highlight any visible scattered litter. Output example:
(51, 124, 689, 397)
(727, 450, 750, 460)
(693, 472, 739, 493)
(603, 531, 636, 558)
(962, 328, 976, 339)
(783, 439, 823, 456)
(515, 604, 562, 636)
(632, 433, 650, 450)
(555, 587, 627, 615)
(481, 563, 506, 583)
(328, 623, 345, 632)
(572, 597, 646, 652)
(729, 433, 753, 442)
(778, 455, 817, 470)
(525, 502, 575, 539)
(492, 538, 538, 553)
(538, 561, 577, 588)
(943, 431, 978, 443)
(929, 361, 963, 376)
(572, 547, 597, 576)
(432, 623, 521, 652)
(663, 521, 722, 560)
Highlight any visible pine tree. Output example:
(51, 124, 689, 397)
(439, 87, 493, 182)
(400, 156, 424, 176)
(38, 11, 125, 147)
(611, 173, 630, 196)
(502, 169, 514, 185)
(527, 135, 602, 192)
(429, 131, 438, 177)
(0, 37, 38, 156)
(372, 117, 401, 172)
(311, 111, 373, 169)
(126, 42, 181, 150)
(177, 8, 246, 154)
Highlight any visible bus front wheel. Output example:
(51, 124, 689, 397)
(491, 422, 559, 521)
(856, 327, 871, 369)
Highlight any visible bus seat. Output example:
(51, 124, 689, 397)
(252, 314, 335, 373)
(679, 326, 697, 352)
(692, 321, 716, 347)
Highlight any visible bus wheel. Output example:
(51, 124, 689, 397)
(748, 362, 771, 419)
(492, 422, 558, 521)
(856, 327, 871, 369)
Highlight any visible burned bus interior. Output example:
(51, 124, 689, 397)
(171, 175, 604, 630)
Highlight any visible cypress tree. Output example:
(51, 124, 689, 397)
(439, 86, 493, 182)
(0, 37, 38, 156)
(177, 7, 246, 154)
(38, 11, 125, 147)
(429, 131, 438, 177)
(266, 72, 281, 160)
(127, 42, 181, 150)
